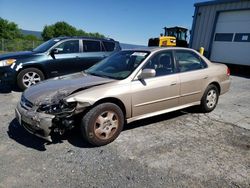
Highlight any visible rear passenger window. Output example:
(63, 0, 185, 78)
(82, 40, 101, 52)
(175, 51, 207, 72)
(103, 41, 115, 51)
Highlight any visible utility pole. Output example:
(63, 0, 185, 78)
(1, 38, 4, 52)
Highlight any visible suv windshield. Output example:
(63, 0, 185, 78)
(33, 39, 60, 53)
(86, 50, 150, 80)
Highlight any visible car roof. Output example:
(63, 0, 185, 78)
(122, 47, 197, 53)
(53, 36, 117, 42)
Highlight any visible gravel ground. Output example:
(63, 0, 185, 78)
(0, 75, 249, 188)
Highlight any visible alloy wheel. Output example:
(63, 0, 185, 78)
(22, 72, 41, 87)
(206, 89, 217, 109)
(94, 111, 119, 140)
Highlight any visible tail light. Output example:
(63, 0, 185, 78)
(227, 67, 230, 76)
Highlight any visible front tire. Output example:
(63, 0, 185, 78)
(200, 84, 219, 113)
(81, 103, 124, 146)
(17, 68, 45, 90)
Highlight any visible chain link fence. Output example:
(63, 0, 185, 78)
(0, 39, 43, 53)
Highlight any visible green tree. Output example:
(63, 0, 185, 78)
(76, 30, 104, 38)
(23, 34, 40, 41)
(42, 22, 77, 40)
(53, 22, 77, 37)
(41, 21, 105, 40)
(89, 32, 105, 38)
(41, 25, 55, 40)
(76, 29, 88, 36)
(0, 17, 23, 39)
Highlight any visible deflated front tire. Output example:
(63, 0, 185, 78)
(81, 103, 124, 146)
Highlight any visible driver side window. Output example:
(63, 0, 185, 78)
(55, 40, 80, 54)
(144, 51, 174, 77)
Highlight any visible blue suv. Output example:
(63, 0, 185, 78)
(0, 37, 121, 90)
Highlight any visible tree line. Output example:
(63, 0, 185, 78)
(0, 17, 105, 51)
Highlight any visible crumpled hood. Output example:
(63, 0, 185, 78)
(23, 72, 114, 105)
(0, 51, 36, 60)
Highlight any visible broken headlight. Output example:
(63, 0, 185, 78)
(37, 100, 77, 116)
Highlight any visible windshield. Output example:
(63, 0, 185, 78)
(167, 30, 187, 41)
(86, 50, 150, 80)
(33, 39, 60, 53)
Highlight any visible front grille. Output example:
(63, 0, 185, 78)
(20, 95, 33, 110)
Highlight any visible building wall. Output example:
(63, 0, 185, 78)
(190, 0, 250, 56)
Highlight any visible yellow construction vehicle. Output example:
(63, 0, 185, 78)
(148, 26, 188, 47)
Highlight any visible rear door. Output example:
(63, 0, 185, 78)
(77, 40, 108, 70)
(174, 50, 208, 105)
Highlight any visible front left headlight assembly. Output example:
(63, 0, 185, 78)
(0, 59, 16, 67)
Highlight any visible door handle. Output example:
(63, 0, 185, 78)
(170, 82, 177, 86)
(203, 75, 208, 79)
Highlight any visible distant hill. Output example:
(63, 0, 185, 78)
(21, 29, 42, 38)
(20, 29, 145, 48)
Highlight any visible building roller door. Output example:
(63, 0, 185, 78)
(210, 10, 250, 66)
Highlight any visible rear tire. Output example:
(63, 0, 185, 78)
(17, 68, 45, 90)
(81, 103, 124, 146)
(200, 84, 219, 113)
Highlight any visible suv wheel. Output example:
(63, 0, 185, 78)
(81, 103, 124, 146)
(200, 84, 219, 113)
(17, 68, 45, 90)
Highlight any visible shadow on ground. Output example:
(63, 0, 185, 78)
(123, 110, 185, 131)
(7, 118, 95, 151)
(8, 107, 199, 151)
(8, 119, 48, 151)
(0, 83, 21, 93)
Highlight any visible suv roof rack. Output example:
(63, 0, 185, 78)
(54, 36, 115, 41)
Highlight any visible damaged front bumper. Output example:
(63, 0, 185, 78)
(15, 102, 55, 142)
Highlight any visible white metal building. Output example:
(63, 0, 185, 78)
(190, 0, 250, 66)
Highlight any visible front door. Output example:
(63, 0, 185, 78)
(47, 39, 80, 77)
(131, 50, 180, 117)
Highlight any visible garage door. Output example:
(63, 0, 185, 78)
(210, 10, 250, 66)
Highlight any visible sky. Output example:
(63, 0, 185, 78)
(0, 0, 208, 45)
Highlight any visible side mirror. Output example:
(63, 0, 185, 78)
(50, 48, 63, 55)
(50, 48, 63, 59)
(138, 69, 156, 80)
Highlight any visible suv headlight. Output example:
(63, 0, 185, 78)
(0, 59, 16, 67)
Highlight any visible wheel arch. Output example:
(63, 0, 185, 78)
(17, 64, 48, 79)
(93, 97, 127, 119)
(208, 81, 221, 94)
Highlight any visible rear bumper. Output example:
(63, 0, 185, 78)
(15, 102, 55, 142)
(220, 78, 231, 95)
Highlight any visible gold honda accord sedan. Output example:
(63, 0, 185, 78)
(16, 47, 231, 146)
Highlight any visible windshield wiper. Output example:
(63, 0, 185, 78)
(86, 71, 115, 79)
(86, 72, 103, 77)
